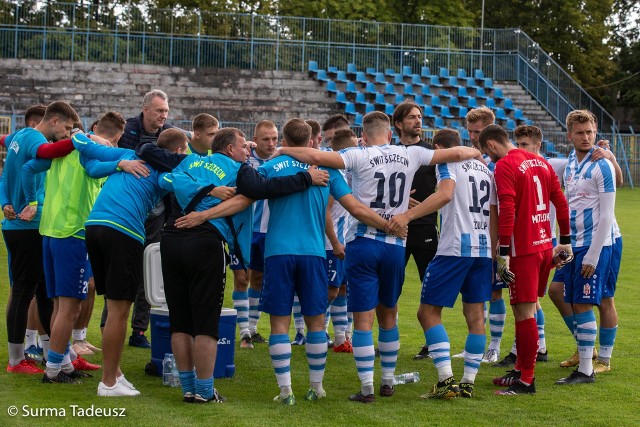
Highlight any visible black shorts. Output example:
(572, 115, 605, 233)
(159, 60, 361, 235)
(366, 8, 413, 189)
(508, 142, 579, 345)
(405, 225, 439, 281)
(2, 229, 44, 284)
(85, 225, 143, 302)
(160, 227, 227, 338)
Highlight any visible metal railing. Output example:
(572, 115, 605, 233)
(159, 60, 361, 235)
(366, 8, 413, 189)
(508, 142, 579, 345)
(0, 2, 616, 133)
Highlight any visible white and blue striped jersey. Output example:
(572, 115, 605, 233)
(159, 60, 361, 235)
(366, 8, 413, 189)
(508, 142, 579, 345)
(435, 159, 494, 258)
(612, 217, 621, 239)
(564, 148, 616, 248)
(546, 157, 569, 239)
(325, 169, 352, 250)
(248, 149, 271, 233)
(482, 153, 496, 172)
(339, 144, 434, 246)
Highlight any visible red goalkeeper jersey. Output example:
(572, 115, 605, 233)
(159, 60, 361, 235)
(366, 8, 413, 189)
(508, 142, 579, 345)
(494, 149, 569, 257)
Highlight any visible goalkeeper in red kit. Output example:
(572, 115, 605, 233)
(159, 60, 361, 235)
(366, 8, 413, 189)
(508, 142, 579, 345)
(478, 125, 571, 395)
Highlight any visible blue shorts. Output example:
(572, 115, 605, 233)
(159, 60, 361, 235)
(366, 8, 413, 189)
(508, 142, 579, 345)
(43, 236, 90, 300)
(491, 260, 508, 290)
(550, 238, 567, 283)
(564, 245, 612, 306)
(345, 237, 405, 312)
(326, 250, 346, 288)
(422, 256, 492, 307)
(262, 255, 328, 316)
(603, 237, 622, 298)
(248, 232, 266, 272)
(229, 254, 244, 271)
(86, 259, 93, 279)
(551, 264, 568, 283)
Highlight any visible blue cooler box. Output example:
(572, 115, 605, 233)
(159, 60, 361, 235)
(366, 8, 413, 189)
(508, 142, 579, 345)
(144, 244, 236, 379)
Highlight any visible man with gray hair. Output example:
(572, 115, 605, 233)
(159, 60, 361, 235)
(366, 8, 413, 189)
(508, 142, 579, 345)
(112, 89, 187, 348)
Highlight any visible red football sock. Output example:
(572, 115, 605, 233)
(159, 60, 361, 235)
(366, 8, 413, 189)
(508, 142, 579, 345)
(515, 318, 538, 385)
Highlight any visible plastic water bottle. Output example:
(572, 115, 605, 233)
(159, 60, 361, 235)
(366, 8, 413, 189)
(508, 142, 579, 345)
(162, 353, 174, 386)
(393, 372, 420, 385)
(170, 358, 181, 387)
(553, 250, 570, 267)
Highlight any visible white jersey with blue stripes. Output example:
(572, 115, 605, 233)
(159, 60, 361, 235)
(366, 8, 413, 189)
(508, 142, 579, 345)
(564, 148, 616, 248)
(248, 149, 270, 233)
(325, 168, 352, 250)
(435, 159, 494, 258)
(339, 144, 434, 246)
(546, 157, 569, 239)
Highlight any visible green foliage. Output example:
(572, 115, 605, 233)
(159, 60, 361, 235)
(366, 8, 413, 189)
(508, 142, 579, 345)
(481, 0, 615, 104)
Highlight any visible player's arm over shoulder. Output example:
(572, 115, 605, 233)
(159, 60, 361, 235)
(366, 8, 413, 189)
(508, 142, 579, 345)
(429, 145, 481, 166)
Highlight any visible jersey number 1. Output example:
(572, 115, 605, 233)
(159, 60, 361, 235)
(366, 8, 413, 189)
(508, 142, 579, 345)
(533, 175, 547, 211)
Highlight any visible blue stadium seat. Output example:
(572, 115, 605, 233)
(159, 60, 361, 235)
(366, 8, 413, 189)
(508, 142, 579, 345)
(503, 98, 514, 111)
(355, 92, 366, 104)
(429, 75, 443, 87)
(385, 83, 396, 94)
(495, 107, 508, 121)
(308, 61, 318, 72)
(365, 103, 375, 114)
(346, 81, 357, 94)
(421, 85, 432, 95)
(525, 118, 533, 125)
(439, 67, 449, 78)
(450, 121, 462, 130)
(355, 72, 367, 83)
(483, 78, 494, 89)
(421, 66, 431, 77)
(385, 103, 395, 115)
(347, 63, 358, 74)
(485, 98, 496, 109)
(439, 89, 454, 100)
(374, 93, 386, 105)
(336, 71, 348, 82)
(336, 91, 348, 105)
(365, 82, 376, 93)
(411, 74, 422, 85)
(467, 97, 477, 108)
(457, 86, 471, 101)
(514, 108, 525, 121)
(403, 83, 414, 95)
(475, 87, 488, 100)
(465, 77, 479, 88)
(440, 106, 454, 119)
(402, 65, 413, 76)
(429, 95, 442, 107)
(506, 119, 516, 131)
(434, 116, 446, 129)
(394, 74, 404, 84)
(345, 102, 356, 115)
(447, 76, 458, 87)
(474, 69, 485, 80)
(449, 97, 460, 109)
(493, 87, 505, 100)
(355, 113, 364, 126)
(460, 128, 470, 140)
(423, 105, 436, 119)
(414, 94, 425, 106)
(457, 68, 467, 79)
(328, 66, 338, 73)
(375, 73, 386, 83)
(385, 68, 397, 76)
(395, 94, 405, 104)
(366, 67, 377, 75)
(545, 141, 561, 157)
(458, 106, 468, 119)
(317, 70, 329, 82)
(326, 80, 337, 93)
